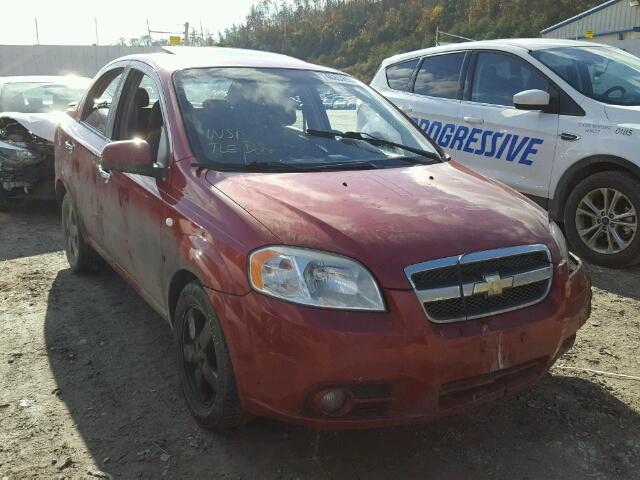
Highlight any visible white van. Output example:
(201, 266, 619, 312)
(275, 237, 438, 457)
(370, 39, 639, 268)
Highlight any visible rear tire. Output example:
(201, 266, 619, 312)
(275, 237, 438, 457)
(564, 171, 640, 268)
(174, 282, 247, 430)
(61, 193, 102, 273)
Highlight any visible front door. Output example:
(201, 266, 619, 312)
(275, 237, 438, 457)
(98, 66, 168, 308)
(456, 51, 559, 199)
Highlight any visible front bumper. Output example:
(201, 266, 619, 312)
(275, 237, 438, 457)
(0, 155, 54, 196)
(206, 258, 591, 429)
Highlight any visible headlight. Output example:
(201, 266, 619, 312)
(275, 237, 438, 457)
(0, 142, 40, 169)
(549, 220, 569, 265)
(249, 246, 385, 311)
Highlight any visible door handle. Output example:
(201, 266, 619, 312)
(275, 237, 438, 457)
(400, 105, 413, 113)
(97, 165, 112, 183)
(463, 116, 484, 125)
(64, 140, 75, 152)
(559, 132, 580, 141)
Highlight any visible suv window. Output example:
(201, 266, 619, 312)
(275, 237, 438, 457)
(82, 69, 124, 136)
(471, 52, 549, 106)
(385, 59, 419, 92)
(532, 46, 640, 106)
(413, 53, 465, 99)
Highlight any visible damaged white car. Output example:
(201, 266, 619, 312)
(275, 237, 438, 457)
(0, 76, 90, 206)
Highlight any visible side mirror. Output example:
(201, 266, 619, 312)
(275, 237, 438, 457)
(513, 89, 551, 111)
(100, 139, 164, 178)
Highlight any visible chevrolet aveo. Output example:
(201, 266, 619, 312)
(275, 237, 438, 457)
(55, 49, 591, 430)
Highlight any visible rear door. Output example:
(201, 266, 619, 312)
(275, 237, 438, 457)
(63, 67, 125, 248)
(407, 52, 468, 158)
(371, 53, 468, 158)
(456, 51, 559, 199)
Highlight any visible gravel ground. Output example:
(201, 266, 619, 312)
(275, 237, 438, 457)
(0, 202, 639, 480)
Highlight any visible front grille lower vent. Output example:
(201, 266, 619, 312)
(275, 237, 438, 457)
(405, 245, 553, 323)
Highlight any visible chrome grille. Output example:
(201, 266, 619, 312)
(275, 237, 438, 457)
(405, 245, 553, 323)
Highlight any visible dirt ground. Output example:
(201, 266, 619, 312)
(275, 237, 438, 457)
(0, 202, 639, 480)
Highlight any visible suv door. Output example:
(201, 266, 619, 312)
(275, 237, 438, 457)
(63, 67, 125, 248)
(394, 52, 467, 158)
(97, 64, 169, 309)
(457, 51, 559, 200)
(373, 54, 467, 156)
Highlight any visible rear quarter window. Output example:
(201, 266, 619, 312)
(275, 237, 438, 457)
(385, 59, 419, 92)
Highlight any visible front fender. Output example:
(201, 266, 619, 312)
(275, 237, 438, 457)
(160, 163, 279, 302)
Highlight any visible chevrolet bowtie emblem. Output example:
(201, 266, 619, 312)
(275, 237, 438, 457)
(473, 273, 514, 297)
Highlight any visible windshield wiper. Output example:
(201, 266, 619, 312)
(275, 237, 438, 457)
(191, 160, 305, 172)
(306, 129, 442, 163)
(295, 160, 381, 171)
(192, 159, 381, 172)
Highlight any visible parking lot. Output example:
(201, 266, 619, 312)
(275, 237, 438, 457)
(0, 203, 638, 479)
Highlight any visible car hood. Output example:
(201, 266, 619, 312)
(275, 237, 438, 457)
(605, 104, 640, 127)
(207, 162, 554, 289)
(0, 111, 63, 142)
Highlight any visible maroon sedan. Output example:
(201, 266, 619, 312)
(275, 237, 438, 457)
(55, 49, 591, 430)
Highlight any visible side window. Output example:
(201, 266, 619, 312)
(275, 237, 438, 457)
(82, 69, 124, 136)
(413, 53, 465, 99)
(139, 75, 160, 104)
(113, 70, 166, 164)
(471, 52, 549, 106)
(385, 59, 419, 92)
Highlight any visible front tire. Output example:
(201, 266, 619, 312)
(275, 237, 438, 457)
(564, 171, 640, 268)
(174, 282, 246, 430)
(61, 194, 101, 273)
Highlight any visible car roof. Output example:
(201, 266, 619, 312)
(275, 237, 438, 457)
(113, 47, 340, 74)
(0, 75, 91, 85)
(380, 38, 611, 65)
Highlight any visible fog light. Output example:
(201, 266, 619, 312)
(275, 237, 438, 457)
(319, 389, 346, 413)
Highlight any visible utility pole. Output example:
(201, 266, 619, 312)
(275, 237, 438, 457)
(184, 22, 190, 46)
(146, 19, 152, 45)
(34, 18, 40, 45)
(95, 18, 99, 46)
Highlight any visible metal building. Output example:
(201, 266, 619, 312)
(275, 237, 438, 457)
(0, 45, 164, 77)
(541, 0, 640, 56)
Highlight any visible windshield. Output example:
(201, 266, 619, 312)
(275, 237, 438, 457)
(532, 46, 640, 106)
(173, 67, 439, 171)
(0, 78, 90, 113)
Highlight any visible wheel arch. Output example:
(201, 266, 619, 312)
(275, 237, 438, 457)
(550, 155, 640, 221)
(55, 179, 67, 206)
(167, 269, 201, 326)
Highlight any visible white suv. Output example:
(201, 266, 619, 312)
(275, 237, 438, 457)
(370, 39, 640, 268)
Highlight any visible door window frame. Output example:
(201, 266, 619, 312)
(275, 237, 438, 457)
(128, 61, 173, 150)
(111, 64, 171, 168)
(79, 64, 129, 139)
(462, 49, 584, 116)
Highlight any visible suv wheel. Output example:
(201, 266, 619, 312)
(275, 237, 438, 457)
(174, 282, 247, 430)
(564, 171, 640, 267)
(61, 194, 102, 273)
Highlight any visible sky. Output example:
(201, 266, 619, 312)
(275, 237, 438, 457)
(1, 0, 258, 45)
